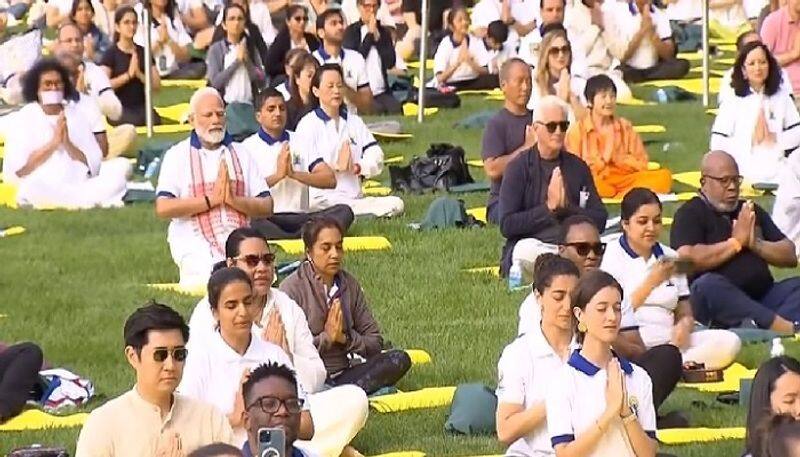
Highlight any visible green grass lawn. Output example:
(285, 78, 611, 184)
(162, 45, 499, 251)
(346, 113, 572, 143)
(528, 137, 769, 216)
(2, 68, 800, 456)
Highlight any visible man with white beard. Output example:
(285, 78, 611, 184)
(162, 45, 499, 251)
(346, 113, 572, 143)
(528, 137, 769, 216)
(155, 87, 273, 288)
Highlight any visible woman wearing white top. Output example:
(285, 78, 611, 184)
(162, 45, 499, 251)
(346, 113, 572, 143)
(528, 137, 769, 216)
(134, 0, 206, 78)
(528, 29, 587, 121)
(429, 7, 498, 90)
(546, 270, 657, 457)
(1, 58, 130, 209)
(601, 188, 741, 370)
(187, 228, 369, 457)
(773, 148, 800, 260)
(496, 254, 580, 456)
(711, 41, 800, 185)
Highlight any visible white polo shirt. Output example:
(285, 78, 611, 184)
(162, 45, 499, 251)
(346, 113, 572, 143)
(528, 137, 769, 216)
(546, 351, 656, 457)
(430, 34, 491, 86)
(600, 236, 690, 348)
(134, 4, 193, 76)
(603, 1, 672, 70)
(241, 128, 326, 213)
(312, 47, 370, 111)
(497, 326, 578, 456)
(358, 24, 389, 96)
(293, 107, 383, 201)
(177, 329, 310, 445)
(155, 131, 270, 264)
(75, 93, 105, 135)
(83, 61, 113, 100)
(518, 291, 540, 336)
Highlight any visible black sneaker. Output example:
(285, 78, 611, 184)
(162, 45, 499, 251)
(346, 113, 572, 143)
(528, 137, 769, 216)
(657, 410, 690, 429)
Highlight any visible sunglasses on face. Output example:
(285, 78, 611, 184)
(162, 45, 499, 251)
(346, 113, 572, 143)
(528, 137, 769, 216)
(536, 120, 570, 133)
(233, 253, 276, 268)
(548, 45, 571, 56)
(564, 242, 606, 256)
(292, 15, 308, 22)
(702, 174, 744, 188)
(247, 395, 304, 414)
(152, 347, 188, 363)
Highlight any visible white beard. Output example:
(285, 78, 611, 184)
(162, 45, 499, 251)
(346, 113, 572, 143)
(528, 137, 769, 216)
(198, 128, 225, 145)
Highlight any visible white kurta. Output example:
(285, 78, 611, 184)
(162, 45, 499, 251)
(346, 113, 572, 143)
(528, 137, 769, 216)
(2, 102, 129, 209)
(711, 89, 800, 184)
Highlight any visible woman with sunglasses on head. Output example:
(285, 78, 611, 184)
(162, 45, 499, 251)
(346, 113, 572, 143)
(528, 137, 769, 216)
(428, 7, 498, 90)
(546, 269, 658, 457)
(744, 356, 800, 457)
(496, 254, 581, 455)
(280, 217, 412, 395)
(601, 188, 741, 371)
(266, 4, 320, 79)
(711, 41, 800, 185)
(565, 74, 672, 199)
(529, 28, 587, 121)
(188, 228, 370, 457)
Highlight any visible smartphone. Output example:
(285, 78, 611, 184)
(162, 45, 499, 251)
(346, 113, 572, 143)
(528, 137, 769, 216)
(258, 427, 285, 457)
(664, 256, 693, 274)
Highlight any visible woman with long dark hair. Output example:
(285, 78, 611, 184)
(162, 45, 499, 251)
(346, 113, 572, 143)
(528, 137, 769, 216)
(134, 0, 206, 78)
(745, 356, 800, 457)
(265, 4, 320, 79)
(285, 50, 319, 131)
(69, 0, 111, 63)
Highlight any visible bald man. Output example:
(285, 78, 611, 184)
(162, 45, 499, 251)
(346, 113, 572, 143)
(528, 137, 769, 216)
(670, 151, 800, 333)
(155, 87, 273, 288)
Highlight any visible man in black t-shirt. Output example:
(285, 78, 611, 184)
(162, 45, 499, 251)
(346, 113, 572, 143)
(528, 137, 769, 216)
(670, 151, 800, 333)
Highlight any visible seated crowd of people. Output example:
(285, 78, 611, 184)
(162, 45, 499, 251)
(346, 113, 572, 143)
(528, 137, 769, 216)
(4, 0, 800, 456)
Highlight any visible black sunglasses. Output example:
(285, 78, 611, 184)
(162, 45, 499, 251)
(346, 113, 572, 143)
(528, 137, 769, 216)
(536, 120, 570, 133)
(152, 347, 188, 363)
(564, 242, 606, 256)
(292, 15, 308, 22)
(233, 253, 276, 268)
(548, 45, 571, 55)
(702, 174, 743, 188)
(247, 395, 305, 414)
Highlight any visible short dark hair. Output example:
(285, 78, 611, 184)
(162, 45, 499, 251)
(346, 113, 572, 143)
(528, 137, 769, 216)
(70, 0, 95, 20)
(736, 30, 760, 52)
(242, 362, 299, 406)
(540, 0, 566, 11)
(539, 22, 565, 36)
(22, 58, 80, 104)
(311, 63, 344, 108)
(559, 215, 599, 244)
(570, 270, 623, 342)
(254, 87, 285, 112)
(620, 187, 662, 221)
(316, 8, 343, 32)
(187, 443, 243, 457)
(731, 41, 782, 97)
(759, 413, 800, 457)
(123, 301, 189, 354)
(301, 216, 344, 251)
(499, 57, 528, 82)
(486, 20, 509, 44)
(225, 227, 268, 258)
(533, 253, 579, 294)
(746, 356, 800, 454)
(584, 74, 617, 107)
(207, 267, 252, 311)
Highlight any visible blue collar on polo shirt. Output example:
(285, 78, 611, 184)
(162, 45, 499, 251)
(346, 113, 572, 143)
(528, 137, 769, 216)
(628, 0, 655, 15)
(190, 130, 234, 149)
(449, 33, 470, 48)
(567, 349, 634, 376)
(257, 127, 290, 145)
(619, 234, 665, 259)
(314, 106, 348, 122)
(318, 45, 345, 61)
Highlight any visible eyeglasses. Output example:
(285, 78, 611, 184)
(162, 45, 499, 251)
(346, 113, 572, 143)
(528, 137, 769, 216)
(564, 242, 606, 256)
(292, 15, 308, 22)
(247, 395, 305, 414)
(548, 45, 571, 55)
(152, 347, 188, 363)
(233, 253, 276, 268)
(536, 120, 570, 133)
(702, 174, 744, 187)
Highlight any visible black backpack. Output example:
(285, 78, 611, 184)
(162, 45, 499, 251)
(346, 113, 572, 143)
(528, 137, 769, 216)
(389, 143, 474, 193)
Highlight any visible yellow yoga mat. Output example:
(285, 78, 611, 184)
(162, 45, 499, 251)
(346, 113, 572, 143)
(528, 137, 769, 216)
(603, 192, 695, 205)
(642, 78, 722, 94)
(147, 283, 206, 297)
(406, 59, 434, 70)
(467, 207, 487, 224)
(363, 186, 392, 196)
(633, 125, 666, 134)
(272, 236, 392, 255)
(457, 88, 503, 97)
(673, 171, 762, 197)
(706, 108, 719, 116)
(0, 182, 18, 208)
(370, 452, 425, 457)
(404, 349, 432, 365)
(0, 409, 88, 431)
(1, 226, 25, 237)
(385, 155, 404, 164)
(363, 180, 382, 188)
(135, 123, 193, 135)
(155, 103, 190, 123)
(402, 103, 439, 117)
(647, 161, 661, 171)
(372, 131, 413, 140)
(0, 143, 4, 159)
(680, 362, 756, 392)
(467, 159, 484, 168)
(369, 386, 456, 413)
(717, 57, 735, 66)
(465, 266, 500, 277)
(657, 427, 745, 445)
(161, 79, 207, 89)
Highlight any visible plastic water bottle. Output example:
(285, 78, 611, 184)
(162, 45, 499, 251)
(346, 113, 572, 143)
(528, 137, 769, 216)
(655, 88, 668, 104)
(508, 261, 523, 291)
(144, 157, 161, 179)
(771, 337, 785, 358)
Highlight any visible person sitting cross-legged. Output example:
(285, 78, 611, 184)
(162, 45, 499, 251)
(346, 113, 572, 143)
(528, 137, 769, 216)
(498, 94, 607, 280)
(565, 74, 672, 199)
(155, 87, 273, 288)
(75, 302, 235, 456)
(429, 7, 498, 91)
(671, 150, 800, 334)
(0, 342, 43, 423)
(242, 89, 354, 240)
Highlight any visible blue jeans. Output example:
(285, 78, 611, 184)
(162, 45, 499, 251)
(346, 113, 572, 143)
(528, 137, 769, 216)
(690, 273, 800, 328)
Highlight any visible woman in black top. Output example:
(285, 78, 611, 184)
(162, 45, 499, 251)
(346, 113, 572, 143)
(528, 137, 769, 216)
(265, 4, 319, 79)
(100, 5, 161, 126)
(285, 50, 318, 131)
(211, 0, 269, 66)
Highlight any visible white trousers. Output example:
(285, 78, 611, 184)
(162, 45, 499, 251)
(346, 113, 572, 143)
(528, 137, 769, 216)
(511, 238, 559, 283)
(174, 250, 216, 290)
(681, 329, 742, 371)
(296, 385, 369, 457)
(311, 194, 404, 218)
(17, 157, 130, 209)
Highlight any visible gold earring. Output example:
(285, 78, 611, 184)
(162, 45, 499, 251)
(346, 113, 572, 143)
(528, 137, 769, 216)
(577, 321, 587, 333)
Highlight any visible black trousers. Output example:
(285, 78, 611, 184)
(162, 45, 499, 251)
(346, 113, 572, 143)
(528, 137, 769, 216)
(449, 74, 500, 91)
(328, 349, 412, 395)
(0, 342, 43, 421)
(372, 92, 403, 115)
(111, 104, 163, 127)
(633, 344, 682, 411)
(164, 61, 208, 80)
(251, 205, 355, 240)
(619, 59, 691, 83)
